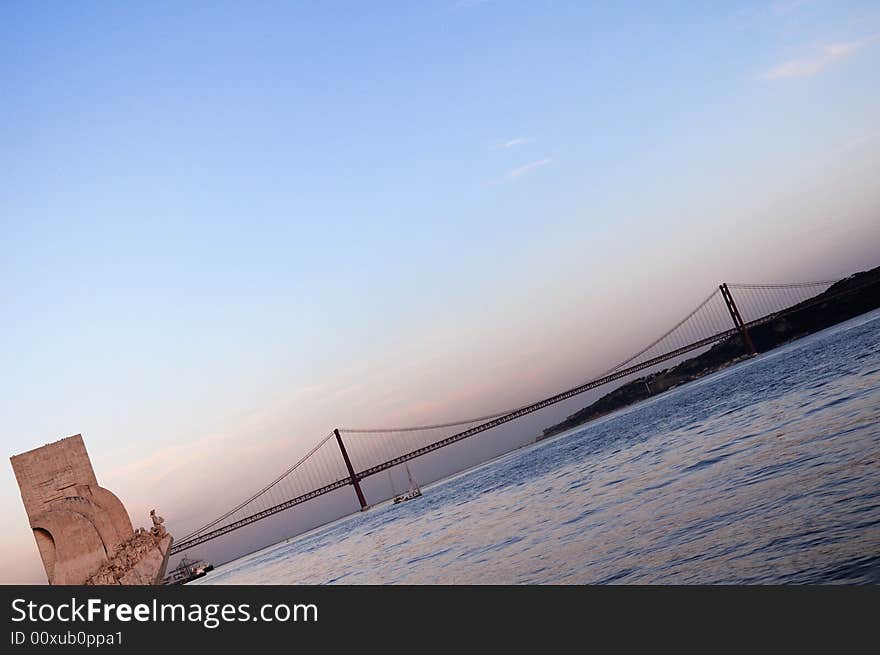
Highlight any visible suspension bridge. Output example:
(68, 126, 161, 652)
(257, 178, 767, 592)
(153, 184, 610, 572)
(169, 276, 868, 555)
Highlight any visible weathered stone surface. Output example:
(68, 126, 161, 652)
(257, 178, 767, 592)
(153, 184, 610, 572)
(10, 434, 172, 585)
(86, 531, 173, 586)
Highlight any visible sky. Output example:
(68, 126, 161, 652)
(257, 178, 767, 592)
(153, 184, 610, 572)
(2, 1, 880, 583)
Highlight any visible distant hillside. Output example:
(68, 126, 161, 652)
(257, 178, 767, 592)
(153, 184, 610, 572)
(539, 265, 880, 441)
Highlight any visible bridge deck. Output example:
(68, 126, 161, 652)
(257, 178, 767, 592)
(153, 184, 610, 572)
(171, 324, 748, 554)
(171, 277, 861, 556)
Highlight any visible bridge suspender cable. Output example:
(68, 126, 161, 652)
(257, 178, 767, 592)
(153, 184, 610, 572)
(177, 431, 336, 542)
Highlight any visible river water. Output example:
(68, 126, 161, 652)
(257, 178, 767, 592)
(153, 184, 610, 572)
(198, 310, 880, 584)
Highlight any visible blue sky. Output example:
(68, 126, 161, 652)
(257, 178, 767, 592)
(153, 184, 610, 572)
(2, 1, 879, 582)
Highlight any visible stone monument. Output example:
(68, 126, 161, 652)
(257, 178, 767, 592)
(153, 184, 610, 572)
(10, 434, 173, 585)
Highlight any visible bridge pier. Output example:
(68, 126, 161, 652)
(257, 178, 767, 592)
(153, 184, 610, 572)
(334, 429, 369, 511)
(720, 283, 757, 356)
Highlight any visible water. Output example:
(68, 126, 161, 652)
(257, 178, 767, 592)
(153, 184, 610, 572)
(198, 310, 880, 584)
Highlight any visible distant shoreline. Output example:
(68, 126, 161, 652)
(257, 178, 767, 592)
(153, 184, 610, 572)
(539, 265, 880, 442)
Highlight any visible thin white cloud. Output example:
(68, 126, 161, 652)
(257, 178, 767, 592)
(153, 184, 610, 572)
(508, 157, 552, 178)
(760, 35, 878, 80)
(502, 137, 529, 148)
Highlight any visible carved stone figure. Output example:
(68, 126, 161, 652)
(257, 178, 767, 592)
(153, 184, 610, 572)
(150, 509, 166, 537)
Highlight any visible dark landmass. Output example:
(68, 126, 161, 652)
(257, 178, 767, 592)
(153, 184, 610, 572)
(539, 265, 880, 441)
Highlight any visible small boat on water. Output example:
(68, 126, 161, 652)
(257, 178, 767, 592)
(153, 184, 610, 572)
(163, 557, 214, 585)
(392, 461, 422, 504)
(393, 487, 422, 503)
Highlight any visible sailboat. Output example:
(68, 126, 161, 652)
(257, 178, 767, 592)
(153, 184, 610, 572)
(393, 461, 422, 504)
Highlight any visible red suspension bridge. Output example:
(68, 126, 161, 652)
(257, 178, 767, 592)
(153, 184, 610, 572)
(169, 278, 863, 555)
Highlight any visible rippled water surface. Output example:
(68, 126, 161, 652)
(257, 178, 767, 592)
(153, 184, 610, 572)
(200, 311, 880, 584)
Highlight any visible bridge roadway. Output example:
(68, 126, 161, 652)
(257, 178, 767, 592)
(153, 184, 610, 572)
(170, 317, 771, 555)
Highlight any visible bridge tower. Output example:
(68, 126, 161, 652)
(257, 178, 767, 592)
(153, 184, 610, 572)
(719, 283, 757, 356)
(334, 429, 369, 511)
